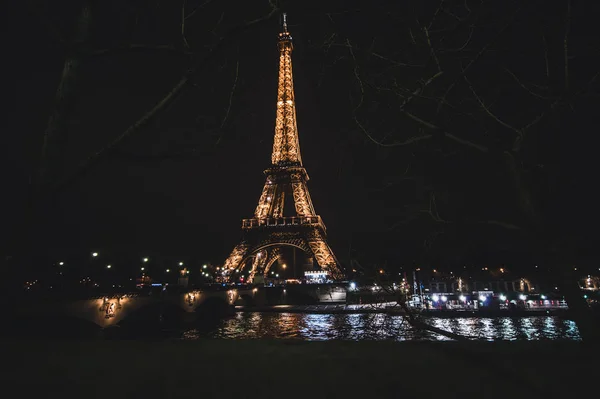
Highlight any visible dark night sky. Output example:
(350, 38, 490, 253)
(4, 0, 600, 270)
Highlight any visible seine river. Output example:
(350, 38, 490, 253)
(179, 312, 581, 341)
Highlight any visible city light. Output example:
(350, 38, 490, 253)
(432, 295, 439, 302)
(479, 295, 486, 302)
(282, 264, 287, 269)
(203, 265, 207, 269)
(166, 269, 170, 273)
(92, 252, 98, 257)
(349, 282, 356, 290)
(441, 296, 447, 302)
(59, 262, 64, 266)
(106, 265, 112, 269)
(541, 295, 547, 300)
(499, 294, 507, 301)
(459, 295, 466, 302)
(519, 294, 527, 301)
(143, 258, 149, 263)
(141, 267, 145, 271)
(179, 262, 184, 266)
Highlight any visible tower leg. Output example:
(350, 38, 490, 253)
(248, 249, 268, 283)
(263, 248, 282, 279)
(223, 242, 249, 279)
(308, 239, 344, 280)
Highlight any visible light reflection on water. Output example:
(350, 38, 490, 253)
(180, 313, 581, 341)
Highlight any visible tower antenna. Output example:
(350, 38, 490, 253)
(282, 12, 288, 32)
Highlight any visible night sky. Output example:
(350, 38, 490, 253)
(5, 0, 600, 272)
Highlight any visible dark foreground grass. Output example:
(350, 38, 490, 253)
(1, 340, 597, 399)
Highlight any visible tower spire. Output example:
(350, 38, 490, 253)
(272, 13, 302, 166)
(282, 12, 288, 32)
(220, 17, 344, 283)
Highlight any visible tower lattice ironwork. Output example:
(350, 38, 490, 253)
(222, 14, 343, 283)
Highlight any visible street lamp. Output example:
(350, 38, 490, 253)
(179, 262, 184, 266)
(141, 267, 145, 271)
(166, 269, 170, 273)
(143, 258, 149, 263)
(203, 265, 207, 269)
(59, 262, 64, 266)
(106, 265, 112, 269)
(92, 252, 98, 257)
(282, 264, 287, 269)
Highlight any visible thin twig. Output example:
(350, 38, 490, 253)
(503, 68, 553, 100)
(564, 0, 572, 92)
(51, 5, 278, 193)
(215, 58, 240, 145)
(346, 39, 364, 111)
(464, 75, 521, 134)
(184, 0, 214, 21)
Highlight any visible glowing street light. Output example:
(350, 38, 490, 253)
(106, 265, 112, 269)
(541, 295, 547, 300)
(282, 264, 287, 269)
(143, 258, 149, 263)
(479, 295, 486, 302)
(166, 269, 170, 273)
(441, 296, 447, 302)
(203, 265, 207, 269)
(349, 282, 356, 290)
(179, 262, 184, 266)
(499, 294, 507, 301)
(92, 252, 98, 257)
(432, 295, 439, 302)
(519, 294, 527, 301)
(141, 267, 145, 271)
(59, 262, 64, 266)
(459, 295, 466, 302)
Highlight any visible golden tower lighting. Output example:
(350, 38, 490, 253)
(221, 13, 343, 283)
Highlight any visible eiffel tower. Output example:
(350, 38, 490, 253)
(222, 14, 344, 283)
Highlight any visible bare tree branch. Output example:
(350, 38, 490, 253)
(182, 0, 191, 50)
(464, 75, 522, 134)
(214, 58, 240, 146)
(184, 0, 214, 21)
(503, 68, 553, 100)
(88, 44, 192, 57)
(51, 5, 278, 193)
(564, 0, 572, 92)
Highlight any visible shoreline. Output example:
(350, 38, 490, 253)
(234, 304, 571, 318)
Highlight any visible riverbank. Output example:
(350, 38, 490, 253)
(2, 340, 596, 398)
(235, 303, 571, 318)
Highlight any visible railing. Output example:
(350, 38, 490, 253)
(242, 216, 325, 231)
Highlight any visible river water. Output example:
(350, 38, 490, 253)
(179, 312, 581, 341)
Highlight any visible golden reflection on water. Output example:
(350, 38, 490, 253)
(181, 314, 581, 341)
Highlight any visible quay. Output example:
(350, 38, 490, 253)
(235, 303, 571, 317)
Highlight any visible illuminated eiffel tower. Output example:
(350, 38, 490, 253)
(222, 14, 344, 283)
